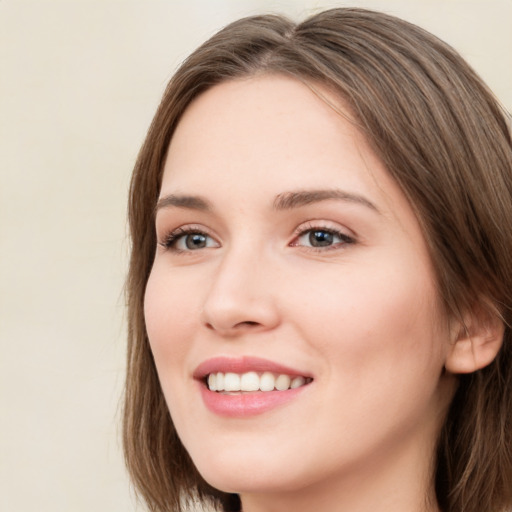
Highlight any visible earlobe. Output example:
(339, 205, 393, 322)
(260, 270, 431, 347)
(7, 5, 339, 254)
(445, 306, 505, 374)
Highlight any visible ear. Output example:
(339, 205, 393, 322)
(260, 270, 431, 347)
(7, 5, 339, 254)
(445, 304, 504, 374)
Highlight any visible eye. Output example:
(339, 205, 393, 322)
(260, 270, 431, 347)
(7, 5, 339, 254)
(160, 227, 219, 252)
(292, 226, 355, 250)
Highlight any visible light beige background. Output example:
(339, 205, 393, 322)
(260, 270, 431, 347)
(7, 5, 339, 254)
(1, 1, 510, 511)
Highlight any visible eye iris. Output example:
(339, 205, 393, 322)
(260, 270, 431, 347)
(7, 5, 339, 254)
(309, 230, 333, 247)
(186, 233, 207, 249)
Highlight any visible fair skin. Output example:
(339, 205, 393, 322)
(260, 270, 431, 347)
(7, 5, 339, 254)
(144, 75, 461, 512)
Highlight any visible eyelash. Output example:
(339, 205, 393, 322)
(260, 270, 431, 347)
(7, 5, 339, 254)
(159, 226, 216, 253)
(291, 223, 355, 252)
(159, 224, 355, 253)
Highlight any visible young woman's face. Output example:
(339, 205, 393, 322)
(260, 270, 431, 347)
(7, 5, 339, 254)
(145, 75, 454, 505)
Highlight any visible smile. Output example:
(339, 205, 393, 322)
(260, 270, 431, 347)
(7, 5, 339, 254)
(195, 357, 314, 417)
(207, 371, 311, 392)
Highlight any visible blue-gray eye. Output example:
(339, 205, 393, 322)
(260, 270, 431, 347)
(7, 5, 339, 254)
(297, 229, 352, 248)
(175, 232, 218, 251)
(162, 229, 219, 251)
(309, 230, 334, 247)
(185, 233, 208, 249)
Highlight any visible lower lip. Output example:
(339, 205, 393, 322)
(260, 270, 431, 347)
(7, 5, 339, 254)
(199, 383, 308, 417)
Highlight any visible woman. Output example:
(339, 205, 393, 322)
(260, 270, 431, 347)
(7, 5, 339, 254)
(123, 8, 512, 512)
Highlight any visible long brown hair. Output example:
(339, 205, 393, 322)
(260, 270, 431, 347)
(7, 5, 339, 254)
(124, 8, 512, 512)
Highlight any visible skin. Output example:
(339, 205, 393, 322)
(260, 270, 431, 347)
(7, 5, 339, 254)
(144, 75, 458, 512)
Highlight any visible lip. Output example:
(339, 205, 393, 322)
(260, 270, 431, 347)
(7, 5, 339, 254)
(194, 356, 313, 418)
(193, 356, 311, 379)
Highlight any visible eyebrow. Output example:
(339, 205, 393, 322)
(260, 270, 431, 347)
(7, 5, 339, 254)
(155, 188, 379, 214)
(155, 194, 212, 212)
(273, 189, 379, 213)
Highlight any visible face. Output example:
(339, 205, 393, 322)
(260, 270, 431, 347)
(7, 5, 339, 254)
(145, 75, 454, 503)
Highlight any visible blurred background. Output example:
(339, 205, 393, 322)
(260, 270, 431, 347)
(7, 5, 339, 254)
(1, 1, 510, 511)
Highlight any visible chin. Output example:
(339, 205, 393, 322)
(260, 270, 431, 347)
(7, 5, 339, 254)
(201, 469, 301, 496)
(190, 447, 309, 495)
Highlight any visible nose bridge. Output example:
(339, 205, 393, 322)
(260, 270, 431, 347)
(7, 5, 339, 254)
(201, 237, 279, 334)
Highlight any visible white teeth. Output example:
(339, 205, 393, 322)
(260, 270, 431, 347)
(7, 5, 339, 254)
(216, 372, 224, 390)
(260, 372, 275, 392)
(240, 371, 260, 391)
(224, 372, 241, 391)
(275, 374, 291, 391)
(206, 371, 310, 392)
(208, 373, 217, 391)
(290, 376, 306, 389)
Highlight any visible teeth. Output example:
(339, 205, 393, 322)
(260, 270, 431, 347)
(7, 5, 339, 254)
(224, 372, 240, 391)
(216, 372, 224, 390)
(240, 371, 259, 391)
(275, 374, 291, 391)
(290, 376, 306, 389)
(207, 373, 217, 391)
(206, 371, 310, 392)
(260, 371, 275, 392)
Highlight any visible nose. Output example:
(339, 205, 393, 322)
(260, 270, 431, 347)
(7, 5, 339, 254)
(201, 246, 281, 337)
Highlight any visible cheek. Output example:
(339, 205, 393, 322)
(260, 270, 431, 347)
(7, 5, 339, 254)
(144, 266, 199, 374)
(289, 255, 447, 382)
(287, 265, 449, 462)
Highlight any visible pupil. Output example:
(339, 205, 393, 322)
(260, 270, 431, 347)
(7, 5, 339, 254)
(309, 230, 333, 247)
(186, 233, 206, 249)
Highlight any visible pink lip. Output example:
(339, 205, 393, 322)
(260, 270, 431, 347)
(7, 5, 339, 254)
(198, 385, 308, 417)
(193, 356, 312, 418)
(193, 356, 311, 379)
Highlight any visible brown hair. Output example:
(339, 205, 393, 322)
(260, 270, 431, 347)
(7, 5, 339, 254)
(124, 8, 512, 512)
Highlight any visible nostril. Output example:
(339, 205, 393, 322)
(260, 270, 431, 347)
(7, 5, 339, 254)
(204, 320, 261, 334)
(238, 321, 259, 327)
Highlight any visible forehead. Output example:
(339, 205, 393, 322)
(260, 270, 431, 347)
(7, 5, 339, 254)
(161, 75, 406, 219)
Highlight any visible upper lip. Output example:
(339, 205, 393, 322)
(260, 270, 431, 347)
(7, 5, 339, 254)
(193, 356, 312, 380)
